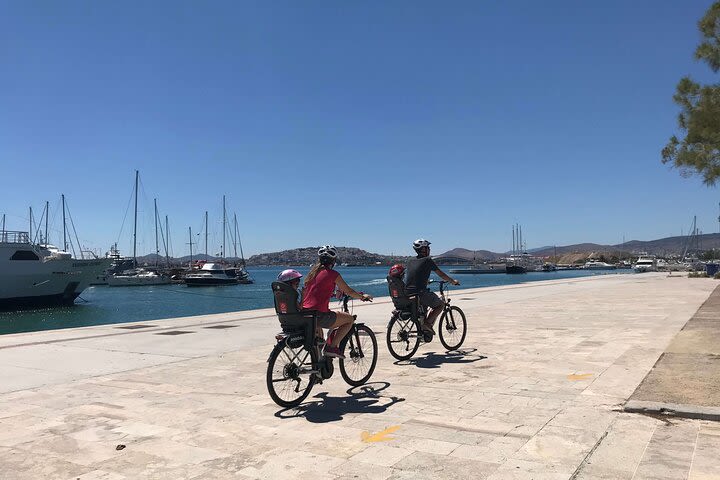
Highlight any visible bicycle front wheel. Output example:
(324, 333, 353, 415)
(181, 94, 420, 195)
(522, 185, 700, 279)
(386, 314, 421, 361)
(339, 324, 378, 386)
(438, 306, 467, 351)
(266, 341, 317, 408)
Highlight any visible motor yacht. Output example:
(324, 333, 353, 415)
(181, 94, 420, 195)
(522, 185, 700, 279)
(107, 267, 171, 286)
(633, 254, 658, 273)
(184, 262, 245, 286)
(0, 231, 111, 309)
(584, 260, 617, 270)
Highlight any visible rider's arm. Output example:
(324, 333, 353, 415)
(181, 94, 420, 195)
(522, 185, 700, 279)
(335, 275, 373, 301)
(434, 267, 460, 286)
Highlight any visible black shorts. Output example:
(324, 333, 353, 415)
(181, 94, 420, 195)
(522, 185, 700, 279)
(419, 290, 443, 309)
(317, 311, 338, 328)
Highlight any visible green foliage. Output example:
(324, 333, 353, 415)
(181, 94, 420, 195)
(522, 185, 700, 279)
(662, 2, 720, 185)
(688, 271, 709, 278)
(701, 248, 720, 260)
(715, 272, 720, 279)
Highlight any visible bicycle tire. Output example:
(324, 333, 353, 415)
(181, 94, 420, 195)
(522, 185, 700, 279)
(339, 324, 378, 386)
(438, 305, 467, 351)
(266, 341, 317, 408)
(386, 314, 421, 361)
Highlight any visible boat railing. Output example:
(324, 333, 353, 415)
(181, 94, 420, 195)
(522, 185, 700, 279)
(0, 231, 30, 244)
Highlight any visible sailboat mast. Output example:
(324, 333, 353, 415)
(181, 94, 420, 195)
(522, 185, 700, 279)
(222, 195, 226, 259)
(1, 214, 5, 241)
(205, 211, 208, 259)
(165, 215, 170, 267)
(234, 215, 247, 267)
(45, 201, 49, 246)
(133, 170, 138, 266)
(189, 226, 193, 268)
(29, 206, 32, 239)
(62, 194, 67, 251)
(233, 213, 238, 258)
(154, 198, 159, 267)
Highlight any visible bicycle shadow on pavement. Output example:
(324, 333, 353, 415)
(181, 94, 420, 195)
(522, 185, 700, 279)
(394, 347, 487, 369)
(274, 381, 405, 424)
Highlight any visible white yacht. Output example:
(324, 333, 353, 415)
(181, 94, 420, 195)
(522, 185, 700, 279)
(633, 254, 658, 273)
(0, 231, 111, 309)
(107, 268, 170, 286)
(184, 262, 243, 286)
(583, 260, 617, 270)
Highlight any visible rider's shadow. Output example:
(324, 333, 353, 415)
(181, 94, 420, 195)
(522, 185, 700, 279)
(395, 348, 487, 369)
(274, 382, 405, 423)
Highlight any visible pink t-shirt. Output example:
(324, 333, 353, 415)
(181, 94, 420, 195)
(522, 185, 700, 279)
(301, 268, 340, 312)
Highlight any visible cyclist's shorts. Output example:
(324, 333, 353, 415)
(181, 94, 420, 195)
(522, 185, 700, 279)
(317, 311, 337, 328)
(420, 290, 443, 309)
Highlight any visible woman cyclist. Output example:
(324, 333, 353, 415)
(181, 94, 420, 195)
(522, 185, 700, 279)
(302, 245, 372, 359)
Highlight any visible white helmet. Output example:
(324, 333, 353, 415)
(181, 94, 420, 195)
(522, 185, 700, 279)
(413, 238, 431, 251)
(318, 245, 338, 262)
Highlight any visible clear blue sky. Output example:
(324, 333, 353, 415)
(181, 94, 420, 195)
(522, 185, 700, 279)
(1, 0, 718, 257)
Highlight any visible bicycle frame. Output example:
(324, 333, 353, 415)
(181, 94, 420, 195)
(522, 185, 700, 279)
(341, 295, 368, 361)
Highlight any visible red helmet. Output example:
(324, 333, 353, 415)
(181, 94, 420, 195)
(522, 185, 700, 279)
(389, 264, 405, 277)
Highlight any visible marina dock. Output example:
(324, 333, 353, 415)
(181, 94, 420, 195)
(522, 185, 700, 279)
(1, 274, 719, 479)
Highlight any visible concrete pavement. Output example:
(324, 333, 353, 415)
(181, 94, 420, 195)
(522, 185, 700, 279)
(626, 284, 720, 420)
(0, 273, 719, 479)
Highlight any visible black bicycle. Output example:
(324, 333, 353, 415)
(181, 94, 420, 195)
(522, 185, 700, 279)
(386, 280, 467, 361)
(266, 287, 378, 408)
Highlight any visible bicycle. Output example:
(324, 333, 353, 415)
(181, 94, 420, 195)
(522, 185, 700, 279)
(266, 283, 378, 408)
(386, 280, 467, 361)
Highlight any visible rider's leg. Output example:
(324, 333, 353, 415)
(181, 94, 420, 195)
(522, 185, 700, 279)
(327, 312, 354, 348)
(419, 291, 444, 330)
(425, 305, 443, 327)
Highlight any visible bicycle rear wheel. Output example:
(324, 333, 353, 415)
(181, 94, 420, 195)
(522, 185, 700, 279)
(266, 342, 317, 408)
(386, 314, 421, 361)
(339, 324, 378, 386)
(438, 306, 467, 351)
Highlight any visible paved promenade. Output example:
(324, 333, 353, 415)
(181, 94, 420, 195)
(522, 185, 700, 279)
(1, 274, 719, 479)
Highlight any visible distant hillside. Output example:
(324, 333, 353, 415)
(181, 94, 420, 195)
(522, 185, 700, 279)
(436, 233, 720, 259)
(436, 248, 502, 261)
(246, 247, 411, 266)
(131, 233, 720, 267)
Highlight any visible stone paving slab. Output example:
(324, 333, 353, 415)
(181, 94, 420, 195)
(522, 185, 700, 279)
(627, 284, 720, 418)
(0, 274, 719, 479)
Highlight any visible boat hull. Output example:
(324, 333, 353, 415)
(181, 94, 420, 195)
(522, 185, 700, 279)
(0, 255, 111, 310)
(107, 276, 171, 286)
(450, 263, 507, 274)
(506, 265, 527, 274)
(0, 291, 80, 311)
(185, 277, 240, 286)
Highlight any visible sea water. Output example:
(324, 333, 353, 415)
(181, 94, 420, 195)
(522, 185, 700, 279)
(0, 266, 627, 335)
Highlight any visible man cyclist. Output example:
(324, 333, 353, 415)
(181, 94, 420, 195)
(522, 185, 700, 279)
(404, 238, 459, 335)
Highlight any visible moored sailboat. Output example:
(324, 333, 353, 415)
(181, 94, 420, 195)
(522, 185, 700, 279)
(107, 171, 171, 287)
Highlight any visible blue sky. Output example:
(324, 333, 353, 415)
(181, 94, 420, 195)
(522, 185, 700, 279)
(1, 1, 718, 257)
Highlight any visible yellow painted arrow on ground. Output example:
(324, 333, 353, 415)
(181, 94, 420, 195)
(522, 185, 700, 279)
(567, 373, 593, 381)
(361, 425, 400, 443)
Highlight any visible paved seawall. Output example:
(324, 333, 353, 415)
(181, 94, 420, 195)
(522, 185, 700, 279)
(1, 273, 719, 479)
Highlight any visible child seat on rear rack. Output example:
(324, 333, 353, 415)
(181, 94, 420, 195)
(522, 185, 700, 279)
(271, 281, 316, 350)
(386, 275, 418, 320)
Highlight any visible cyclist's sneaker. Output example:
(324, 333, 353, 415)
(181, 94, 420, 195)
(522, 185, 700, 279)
(421, 321, 435, 335)
(324, 345, 345, 359)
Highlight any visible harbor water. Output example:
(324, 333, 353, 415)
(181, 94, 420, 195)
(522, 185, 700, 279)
(0, 267, 628, 335)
